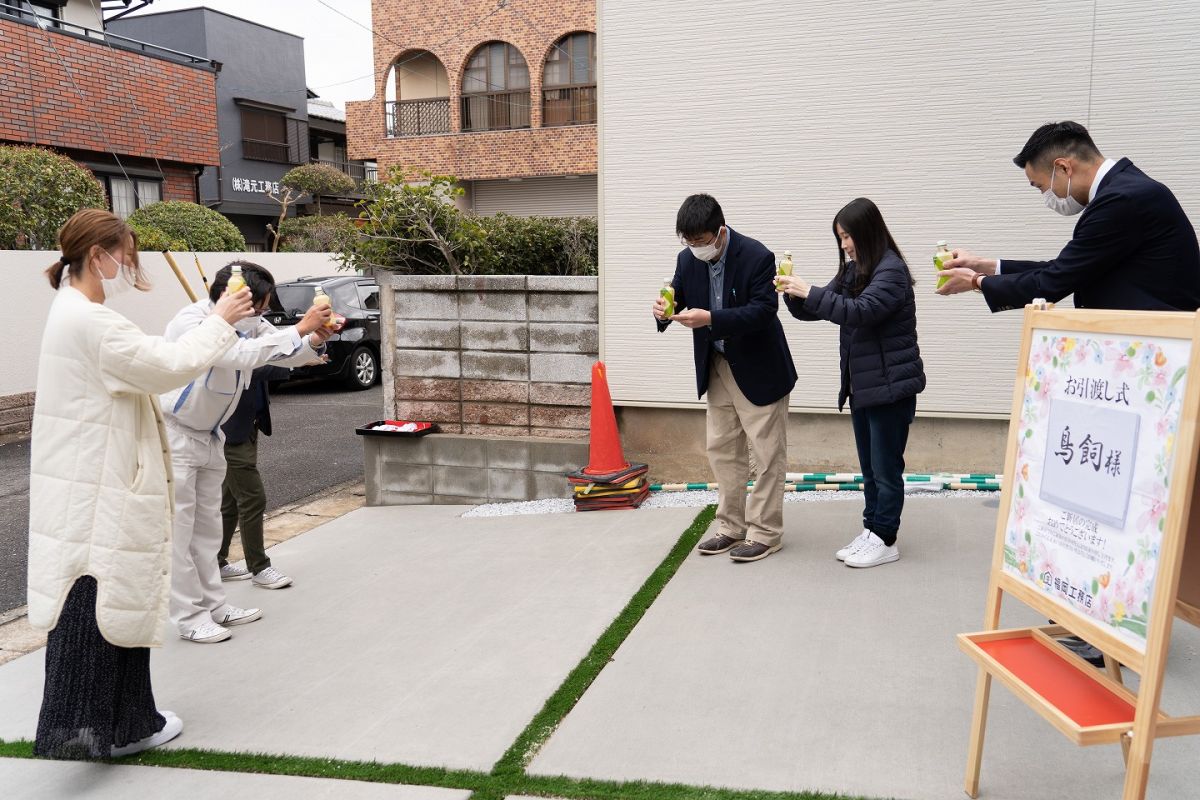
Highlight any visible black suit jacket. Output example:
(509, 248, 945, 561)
(983, 158, 1200, 312)
(656, 228, 797, 405)
(221, 365, 289, 445)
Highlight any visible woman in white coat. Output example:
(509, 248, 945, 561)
(28, 209, 253, 759)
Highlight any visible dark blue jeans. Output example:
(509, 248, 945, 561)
(850, 394, 916, 546)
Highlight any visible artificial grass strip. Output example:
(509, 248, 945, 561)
(491, 505, 717, 778)
(1, 739, 881, 800)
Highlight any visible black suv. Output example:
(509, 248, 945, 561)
(267, 276, 382, 390)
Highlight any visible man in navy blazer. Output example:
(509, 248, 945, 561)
(653, 194, 797, 563)
(937, 121, 1200, 668)
(936, 121, 1200, 311)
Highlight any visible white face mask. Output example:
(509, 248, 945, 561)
(1043, 162, 1085, 216)
(234, 315, 262, 335)
(96, 250, 136, 300)
(687, 227, 724, 262)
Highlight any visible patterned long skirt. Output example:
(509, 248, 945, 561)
(33, 576, 165, 759)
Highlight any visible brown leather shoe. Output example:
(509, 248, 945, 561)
(729, 540, 782, 562)
(697, 533, 743, 555)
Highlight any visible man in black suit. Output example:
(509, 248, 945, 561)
(653, 194, 797, 563)
(936, 120, 1200, 309)
(937, 121, 1200, 667)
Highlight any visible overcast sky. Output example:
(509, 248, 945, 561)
(125, 0, 376, 109)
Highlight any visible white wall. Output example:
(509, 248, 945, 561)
(61, 0, 102, 30)
(5, 251, 348, 396)
(598, 0, 1200, 417)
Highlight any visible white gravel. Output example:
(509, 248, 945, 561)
(461, 487, 997, 517)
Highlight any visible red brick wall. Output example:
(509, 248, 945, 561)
(162, 165, 196, 201)
(0, 19, 219, 166)
(346, 0, 596, 180)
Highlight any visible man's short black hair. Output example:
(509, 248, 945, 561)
(676, 194, 725, 239)
(1013, 121, 1102, 169)
(209, 260, 276, 306)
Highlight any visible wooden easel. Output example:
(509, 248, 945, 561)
(959, 305, 1200, 799)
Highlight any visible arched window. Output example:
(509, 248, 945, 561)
(542, 32, 596, 127)
(385, 50, 450, 137)
(461, 41, 530, 132)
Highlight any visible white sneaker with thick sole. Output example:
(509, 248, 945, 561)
(220, 563, 252, 581)
(844, 532, 900, 568)
(835, 529, 872, 561)
(181, 622, 230, 643)
(214, 606, 262, 626)
(111, 710, 183, 757)
(252, 566, 293, 590)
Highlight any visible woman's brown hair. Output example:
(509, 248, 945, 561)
(46, 208, 146, 290)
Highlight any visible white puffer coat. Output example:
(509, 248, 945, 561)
(27, 285, 237, 647)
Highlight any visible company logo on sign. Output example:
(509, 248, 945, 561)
(231, 177, 280, 194)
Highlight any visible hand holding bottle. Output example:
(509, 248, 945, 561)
(213, 287, 254, 325)
(775, 274, 810, 299)
(298, 302, 333, 335)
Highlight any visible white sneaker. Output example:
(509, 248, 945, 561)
(252, 566, 293, 590)
(181, 622, 230, 643)
(220, 563, 252, 581)
(844, 532, 900, 568)
(111, 710, 183, 757)
(835, 529, 873, 561)
(214, 606, 262, 626)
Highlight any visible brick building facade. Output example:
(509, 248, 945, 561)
(0, 1, 219, 215)
(346, 0, 597, 217)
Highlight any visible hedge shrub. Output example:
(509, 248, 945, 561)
(278, 213, 357, 253)
(127, 201, 246, 251)
(0, 145, 107, 250)
(339, 168, 597, 275)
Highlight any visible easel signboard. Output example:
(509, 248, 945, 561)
(959, 305, 1200, 799)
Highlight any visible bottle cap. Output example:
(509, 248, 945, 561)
(783, 250, 791, 257)
(936, 240, 948, 247)
(663, 278, 673, 283)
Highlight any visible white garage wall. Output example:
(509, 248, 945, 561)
(598, 0, 1200, 416)
(5, 251, 349, 396)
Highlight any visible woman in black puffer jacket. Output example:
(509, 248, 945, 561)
(777, 197, 925, 569)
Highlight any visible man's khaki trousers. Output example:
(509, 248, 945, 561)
(706, 353, 788, 546)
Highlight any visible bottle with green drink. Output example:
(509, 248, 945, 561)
(776, 250, 793, 292)
(933, 241, 952, 289)
(660, 279, 675, 318)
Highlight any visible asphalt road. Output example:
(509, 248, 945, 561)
(0, 382, 381, 614)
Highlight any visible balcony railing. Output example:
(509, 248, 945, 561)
(461, 90, 531, 133)
(310, 158, 377, 192)
(0, 4, 220, 71)
(542, 85, 597, 127)
(243, 138, 290, 163)
(386, 98, 450, 138)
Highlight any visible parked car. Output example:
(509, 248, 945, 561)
(267, 276, 382, 390)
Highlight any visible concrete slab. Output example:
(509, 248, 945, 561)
(530, 495, 1200, 800)
(0, 757, 470, 800)
(0, 505, 698, 772)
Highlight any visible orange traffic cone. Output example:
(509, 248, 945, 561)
(568, 362, 648, 486)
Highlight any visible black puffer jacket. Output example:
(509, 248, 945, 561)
(785, 249, 925, 410)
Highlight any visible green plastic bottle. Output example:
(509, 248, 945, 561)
(934, 241, 952, 289)
(777, 250, 794, 277)
(660, 279, 675, 318)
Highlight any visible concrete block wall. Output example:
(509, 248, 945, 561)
(0, 392, 33, 443)
(363, 433, 589, 506)
(385, 274, 598, 439)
